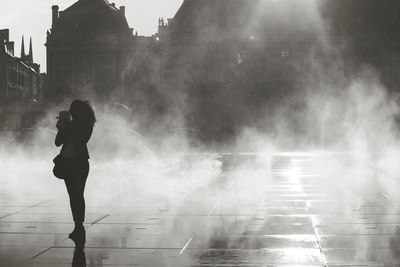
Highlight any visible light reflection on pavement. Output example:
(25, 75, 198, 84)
(1, 152, 399, 266)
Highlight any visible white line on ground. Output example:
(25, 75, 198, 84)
(179, 236, 193, 255)
(207, 180, 234, 217)
(178, 171, 237, 257)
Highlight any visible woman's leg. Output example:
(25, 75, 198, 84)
(65, 160, 89, 228)
(65, 178, 87, 226)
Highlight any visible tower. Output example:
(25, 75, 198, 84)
(20, 35, 25, 59)
(28, 37, 33, 63)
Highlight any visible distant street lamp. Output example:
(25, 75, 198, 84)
(114, 102, 131, 112)
(237, 53, 243, 65)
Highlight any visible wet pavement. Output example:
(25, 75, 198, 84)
(1, 153, 400, 266)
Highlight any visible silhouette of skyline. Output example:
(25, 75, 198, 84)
(0, 0, 183, 69)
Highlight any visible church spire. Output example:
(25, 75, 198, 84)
(28, 37, 33, 63)
(20, 35, 25, 59)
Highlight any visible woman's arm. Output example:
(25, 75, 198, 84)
(55, 130, 65, 147)
(55, 120, 67, 147)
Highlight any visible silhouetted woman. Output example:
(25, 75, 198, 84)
(55, 100, 95, 245)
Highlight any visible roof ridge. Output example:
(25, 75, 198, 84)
(64, 0, 119, 13)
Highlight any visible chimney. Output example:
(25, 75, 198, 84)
(52, 5, 59, 28)
(120, 6, 125, 16)
(5, 41, 14, 56)
(0, 29, 9, 43)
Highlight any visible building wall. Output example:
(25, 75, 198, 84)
(147, 0, 400, 141)
(0, 29, 43, 130)
(3, 57, 41, 99)
(40, 0, 400, 141)
(47, 45, 123, 97)
(0, 52, 41, 99)
(0, 49, 5, 98)
(46, 1, 132, 99)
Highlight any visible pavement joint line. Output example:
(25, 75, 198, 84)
(179, 173, 236, 257)
(48, 223, 101, 251)
(113, 193, 145, 213)
(8, 155, 396, 265)
(0, 221, 77, 224)
(79, 194, 146, 236)
(0, 200, 51, 220)
(179, 235, 193, 255)
(88, 214, 110, 227)
(25, 246, 54, 262)
(317, 222, 400, 225)
(95, 222, 163, 225)
(180, 190, 196, 201)
(1, 196, 142, 259)
(0, 231, 71, 234)
(55, 246, 185, 250)
(76, 193, 146, 230)
(121, 194, 144, 208)
(207, 180, 235, 217)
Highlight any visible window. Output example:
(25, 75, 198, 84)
(281, 50, 289, 57)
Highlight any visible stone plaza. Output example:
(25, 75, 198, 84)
(1, 152, 399, 266)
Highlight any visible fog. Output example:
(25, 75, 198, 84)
(2, 0, 400, 264)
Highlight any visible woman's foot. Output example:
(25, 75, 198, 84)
(69, 225, 86, 248)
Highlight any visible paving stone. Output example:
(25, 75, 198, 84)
(185, 248, 324, 265)
(324, 248, 399, 265)
(0, 245, 50, 263)
(0, 213, 108, 224)
(0, 222, 78, 234)
(56, 234, 189, 249)
(0, 207, 30, 213)
(190, 235, 319, 249)
(319, 235, 394, 249)
(1, 154, 396, 266)
(29, 247, 182, 265)
(0, 233, 65, 247)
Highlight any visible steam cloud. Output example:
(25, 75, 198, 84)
(2, 0, 400, 264)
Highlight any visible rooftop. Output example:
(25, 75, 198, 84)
(48, 0, 131, 45)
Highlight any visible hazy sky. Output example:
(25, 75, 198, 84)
(0, 0, 183, 71)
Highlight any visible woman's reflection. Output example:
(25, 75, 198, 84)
(72, 236, 87, 267)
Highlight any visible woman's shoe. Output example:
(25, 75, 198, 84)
(69, 227, 86, 248)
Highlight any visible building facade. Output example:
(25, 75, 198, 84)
(152, 0, 325, 139)
(0, 29, 43, 130)
(151, 0, 400, 140)
(46, 0, 135, 99)
(0, 29, 42, 101)
(44, 0, 400, 141)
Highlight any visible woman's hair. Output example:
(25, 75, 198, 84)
(69, 100, 96, 126)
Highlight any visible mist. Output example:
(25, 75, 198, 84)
(3, 0, 400, 265)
